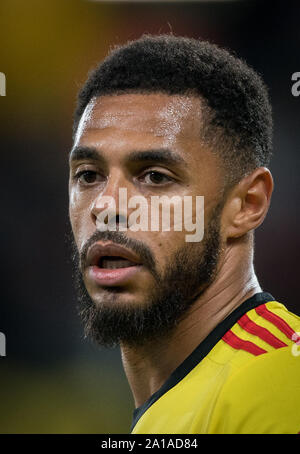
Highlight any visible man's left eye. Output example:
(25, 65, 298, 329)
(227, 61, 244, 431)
(140, 171, 173, 185)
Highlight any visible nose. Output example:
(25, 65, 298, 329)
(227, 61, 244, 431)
(91, 172, 129, 230)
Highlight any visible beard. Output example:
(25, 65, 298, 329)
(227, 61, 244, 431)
(70, 201, 223, 349)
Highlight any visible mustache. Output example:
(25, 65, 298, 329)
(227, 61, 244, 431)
(78, 230, 157, 276)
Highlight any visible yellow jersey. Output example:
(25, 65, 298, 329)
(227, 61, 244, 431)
(130, 292, 300, 434)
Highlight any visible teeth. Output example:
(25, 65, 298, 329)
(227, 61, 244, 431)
(100, 258, 136, 269)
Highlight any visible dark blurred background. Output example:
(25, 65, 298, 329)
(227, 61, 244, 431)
(0, 0, 299, 433)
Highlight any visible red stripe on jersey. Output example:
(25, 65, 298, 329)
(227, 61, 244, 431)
(222, 330, 267, 356)
(255, 304, 300, 343)
(238, 314, 287, 349)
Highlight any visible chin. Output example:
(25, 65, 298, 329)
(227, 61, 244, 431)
(90, 287, 149, 308)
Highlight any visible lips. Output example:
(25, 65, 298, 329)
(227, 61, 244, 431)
(85, 242, 143, 287)
(86, 242, 142, 268)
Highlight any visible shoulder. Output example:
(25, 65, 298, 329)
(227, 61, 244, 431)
(207, 344, 300, 433)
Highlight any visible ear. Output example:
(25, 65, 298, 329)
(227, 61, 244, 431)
(223, 167, 274, 240)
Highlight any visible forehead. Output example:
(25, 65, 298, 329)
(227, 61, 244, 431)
(74, 92, 204, 149)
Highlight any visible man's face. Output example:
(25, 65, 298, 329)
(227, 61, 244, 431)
(69, 93, 225, 347)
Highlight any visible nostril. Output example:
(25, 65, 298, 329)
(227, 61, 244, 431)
(91, 211, 98, 225)
(95, 213, 128, 230)
(115, 214, 128, 227)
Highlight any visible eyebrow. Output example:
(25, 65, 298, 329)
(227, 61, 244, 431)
(69, 146, 103, 162)
(124, 149, 186, 167)
(69, 146, 186, 168)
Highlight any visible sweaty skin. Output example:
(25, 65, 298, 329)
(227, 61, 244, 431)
(69, 93, 273, 408)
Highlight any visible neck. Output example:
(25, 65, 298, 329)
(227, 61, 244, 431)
(120, 235, 261, 408)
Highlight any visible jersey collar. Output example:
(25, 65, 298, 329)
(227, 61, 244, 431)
(130, 291, 275, 432)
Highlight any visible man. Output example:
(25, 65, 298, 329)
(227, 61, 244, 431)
(68, 34, 300, 434)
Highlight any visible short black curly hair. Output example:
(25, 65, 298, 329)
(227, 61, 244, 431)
(73, 34, 272, 186)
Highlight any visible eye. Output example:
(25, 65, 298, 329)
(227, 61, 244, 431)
(74, 170, 103, 185)
(140, 171, 173, 185)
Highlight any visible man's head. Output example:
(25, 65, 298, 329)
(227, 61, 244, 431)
(69, 34, 273, 348)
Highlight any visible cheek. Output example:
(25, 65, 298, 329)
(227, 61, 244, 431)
(69, 188, 93, 248)
(69, 187, 80, 233)
(146, 229, 187, 271)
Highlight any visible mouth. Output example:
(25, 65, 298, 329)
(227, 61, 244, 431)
(97, 256, 139, 269)
(85, 242, 143, 287)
